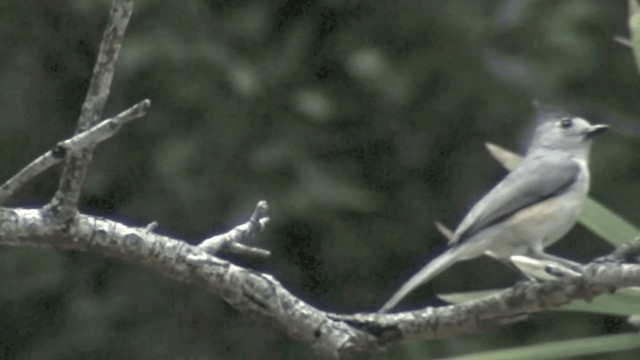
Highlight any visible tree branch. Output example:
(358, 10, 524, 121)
(199, 200, 271, 257)
(0, 205, 638, 358)
(596, 236, 640, 263)
(47, 0, 134, 221)
(0, 100, 149, 204)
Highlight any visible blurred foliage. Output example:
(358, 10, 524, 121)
(0, 0, 639, 359)
(444, 333, 640, 360)
(625, 0, 640, 70)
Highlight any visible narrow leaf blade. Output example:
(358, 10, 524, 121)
(579, 198, 640, 246)
(444, 333, 640, 360)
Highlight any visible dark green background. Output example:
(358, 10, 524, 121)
(0, 0, 638, 358)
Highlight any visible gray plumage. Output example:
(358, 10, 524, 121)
(452, 154, 579, 246)
(379, 105, 608, 313)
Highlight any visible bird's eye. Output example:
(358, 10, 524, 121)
(560, 118, 573, 129)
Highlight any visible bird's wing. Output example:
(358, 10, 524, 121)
(450, 155, 580, 245)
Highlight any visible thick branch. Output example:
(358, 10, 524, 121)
(1, 207, 639, 358)
(0, 100, 149, 204)
(48, 0, 134, 221)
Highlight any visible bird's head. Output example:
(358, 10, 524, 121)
(529, 103, 608, 156)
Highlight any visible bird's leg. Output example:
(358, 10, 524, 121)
(497, 257, 538, 282)
(526, 248, 584, 274)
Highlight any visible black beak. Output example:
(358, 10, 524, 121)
(585, 124, 609, 138)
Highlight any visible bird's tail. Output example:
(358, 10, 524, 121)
(379, 246, 464, 313)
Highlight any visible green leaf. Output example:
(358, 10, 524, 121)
(580, 198, 640, 246)
(443, 333, 640, 360)
(628, 0, 640, 71)
(484, 142, 639, 246)
(485, 142, 520, 171)
(439, 287, 640, 317)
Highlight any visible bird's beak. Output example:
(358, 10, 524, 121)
(585, 124, 609, 138)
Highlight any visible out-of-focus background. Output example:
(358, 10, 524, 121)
(0, 0, 639, 358)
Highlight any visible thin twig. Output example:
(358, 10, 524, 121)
(47, 0, 134, 221)
(595, 236, 640, 263)
(199, 200, 271, 257)
(0, 100, 149, 204)
(144, 221, 159, 233)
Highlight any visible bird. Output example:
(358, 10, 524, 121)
(379, 104, 609, 313)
